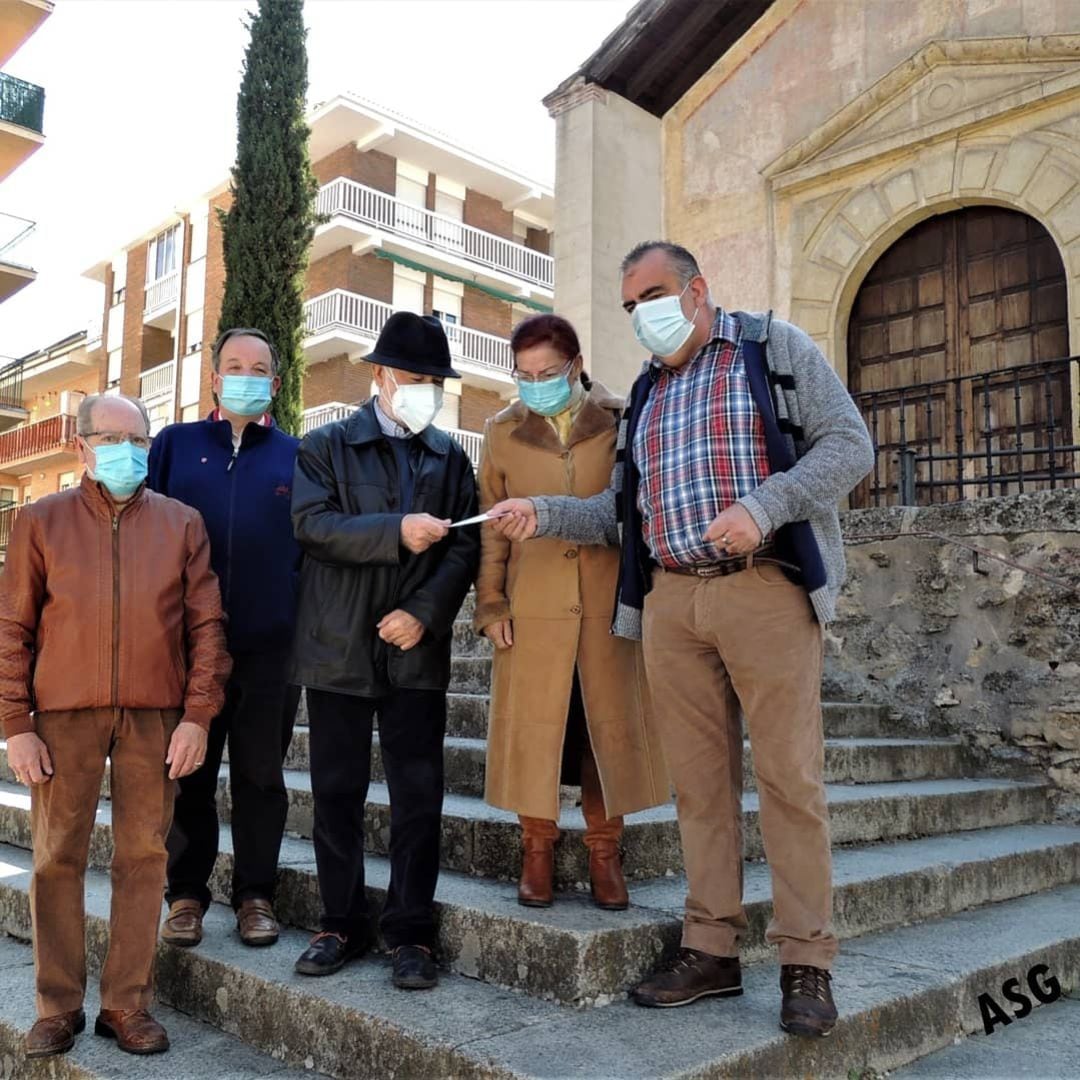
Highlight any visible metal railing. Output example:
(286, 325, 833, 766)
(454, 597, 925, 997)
(139, 359, 175, 403)
(0, 72, 44, 135)
(143, 271, 179, 314)
(0, 357, 23, 410)
(316, 177, 553, 290)
(0, 413, 76, 468)
(0, 500, 20, 551)
(0, 212, 34, 261)
(304, 289, 514, 376)
(852, 356, 1080, 507)
(300, 401, 485, 465)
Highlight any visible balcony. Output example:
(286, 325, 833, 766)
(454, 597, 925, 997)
(0, 71, 44, 182)
(143, 271, 179, 329)
(301, 401, 485, 465)
(0, 2, 54, 69)
(304, 289, 514, 390)
(0, 412, 76, 471)
(0, 356, 26, 432)
(312, 177, 553, 300)
(0, 211, 35, 303)
(0, 499, 19, 556)
(139, 359, 175, 404)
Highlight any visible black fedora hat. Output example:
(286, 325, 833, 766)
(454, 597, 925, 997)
(368, 312, 461, 379)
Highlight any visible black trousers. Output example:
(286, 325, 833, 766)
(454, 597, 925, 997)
(306, 686, 445, 950)
(165, 650, 299, 911)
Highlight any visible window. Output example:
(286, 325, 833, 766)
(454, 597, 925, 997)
(58, 472, 75, 492)
(392, 267, 426, 315)
(148, 225, 180, 283)
(395, 166, 428, 239)
(112, 286, 125, 306)
(0, 487, 15, 506)
(107, 348, 122, 386)
(433, 191, 465, 249)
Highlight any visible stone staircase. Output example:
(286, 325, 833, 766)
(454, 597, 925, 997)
(0, 593, 1079, 1077)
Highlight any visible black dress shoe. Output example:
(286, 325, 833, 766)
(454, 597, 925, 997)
(294, 932, 368, 976)
(391, 945, 438, 990)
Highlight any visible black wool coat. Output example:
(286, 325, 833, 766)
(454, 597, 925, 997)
(289, 401, 479, 697)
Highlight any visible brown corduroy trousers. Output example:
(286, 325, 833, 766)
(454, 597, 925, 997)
(641, 563, 838, 969)
(29, 708, 179, 1018)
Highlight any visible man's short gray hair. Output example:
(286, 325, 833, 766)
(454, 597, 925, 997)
(620, 241, 702, 285)
(76, 393, 151, 437)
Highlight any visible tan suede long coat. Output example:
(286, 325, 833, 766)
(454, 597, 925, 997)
(474, 383, 669, 821)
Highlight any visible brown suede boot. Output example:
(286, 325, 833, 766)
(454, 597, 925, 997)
(588, 844, 629, 910)
(580, 749, 628, 910)
(517, 817, 557, 907)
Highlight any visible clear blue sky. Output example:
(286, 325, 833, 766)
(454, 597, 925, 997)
(0, 0, 632, 358)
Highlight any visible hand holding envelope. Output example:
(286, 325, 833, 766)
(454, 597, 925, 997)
(449, 510, 511, 529)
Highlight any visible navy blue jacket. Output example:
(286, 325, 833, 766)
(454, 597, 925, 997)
(148, 415, 302, 656)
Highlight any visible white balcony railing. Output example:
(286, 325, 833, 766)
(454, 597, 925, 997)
(317, 177, 553, 291)
(301, 401, 485, 466)
(144, 272, 179, 314)
(301, 401, 353, 434)
(304, 289, 514, 376)
(139, 359, 175, 403)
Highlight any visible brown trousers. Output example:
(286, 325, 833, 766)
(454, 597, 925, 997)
(520, 746, 623, 846)
(30, 708, 179, 1018)
(642, 563, 837, 969)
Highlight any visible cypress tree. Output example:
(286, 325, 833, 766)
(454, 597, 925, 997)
(218, 0, 318, 435)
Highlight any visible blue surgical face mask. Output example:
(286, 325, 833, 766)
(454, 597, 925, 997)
(631, 281, 699, 358)
(219, 374, 273, 417)
(518, 372, 574, 417)
(91, 442, 148, 499)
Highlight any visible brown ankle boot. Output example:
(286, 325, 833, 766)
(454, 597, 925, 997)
(589, 843, 629, 910)
(518, 838, 555, 906)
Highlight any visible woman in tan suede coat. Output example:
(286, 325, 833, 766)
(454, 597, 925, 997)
(475, 314, 668, 910)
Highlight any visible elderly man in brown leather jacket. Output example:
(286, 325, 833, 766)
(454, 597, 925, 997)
(0, 393, 231, 1061)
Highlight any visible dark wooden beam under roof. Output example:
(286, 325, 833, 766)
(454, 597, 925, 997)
(547, 0, 775, 119)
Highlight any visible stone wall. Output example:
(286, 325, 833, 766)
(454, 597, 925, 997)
(832, 489, 1080, 801)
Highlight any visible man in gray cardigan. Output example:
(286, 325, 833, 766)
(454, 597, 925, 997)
(489, 241, 874, 1038)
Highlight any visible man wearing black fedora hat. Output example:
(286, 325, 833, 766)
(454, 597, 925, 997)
(289, 312, 480, 989)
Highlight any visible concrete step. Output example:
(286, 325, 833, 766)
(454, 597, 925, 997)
(0, 844, 1079, 1077)
(0, 933, 315, 1078)
(0, 747, 1049, 884)
(295, 693, 940, 742)
(273, 732, 978, 793)
(892, 992, 1080, 1078)
(0, 775, 1074, 1005)
(256, 774, 1055, 884)
(452, 620, 491, 657)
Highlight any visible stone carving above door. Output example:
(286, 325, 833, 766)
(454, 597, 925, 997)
(766, 37, 1080, 189)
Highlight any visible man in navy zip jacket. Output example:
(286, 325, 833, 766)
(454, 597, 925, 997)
(148, 328, 301, 950)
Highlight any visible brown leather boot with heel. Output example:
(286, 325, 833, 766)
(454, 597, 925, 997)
(581, 750, 628, 910)
(517, 817, 558, 907)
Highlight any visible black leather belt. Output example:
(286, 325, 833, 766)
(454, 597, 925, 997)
(662, 547, 801, 579)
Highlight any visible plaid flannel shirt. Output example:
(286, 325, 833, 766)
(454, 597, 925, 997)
(633, 309, 771, 569)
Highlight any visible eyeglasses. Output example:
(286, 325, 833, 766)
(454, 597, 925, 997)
(511, 360, 573, 385)
(82, 431, 152, 451)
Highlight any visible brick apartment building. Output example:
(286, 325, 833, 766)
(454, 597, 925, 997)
(0, 0, 56, 548)
(78, 94, 554, 461)
(0, 95, 553, 554)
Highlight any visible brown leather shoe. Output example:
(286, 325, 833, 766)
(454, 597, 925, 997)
(25, 1008, 85, 1058)
(518, 839, 554, 907)
(631, 948, 743, 1007)
(161, 899, 203, 947)
(94, 1009, 169, 1055)
(780, 964, 837, 1037)
(588, 843, 629, 910)
(237, 898, 279, 946)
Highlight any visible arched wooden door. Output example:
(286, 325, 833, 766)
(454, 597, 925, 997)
(847, 207, 1072, 506)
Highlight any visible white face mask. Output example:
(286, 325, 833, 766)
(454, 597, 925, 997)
(631, 280, 699, 358)
(385, 371, 443, 434)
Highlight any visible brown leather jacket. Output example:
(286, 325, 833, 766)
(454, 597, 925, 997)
(0, 474, 231, 737)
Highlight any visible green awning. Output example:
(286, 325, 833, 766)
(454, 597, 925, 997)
(374, 250, 553, 313)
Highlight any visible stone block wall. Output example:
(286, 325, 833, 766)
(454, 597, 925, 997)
(832, 489, 1080, 801)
